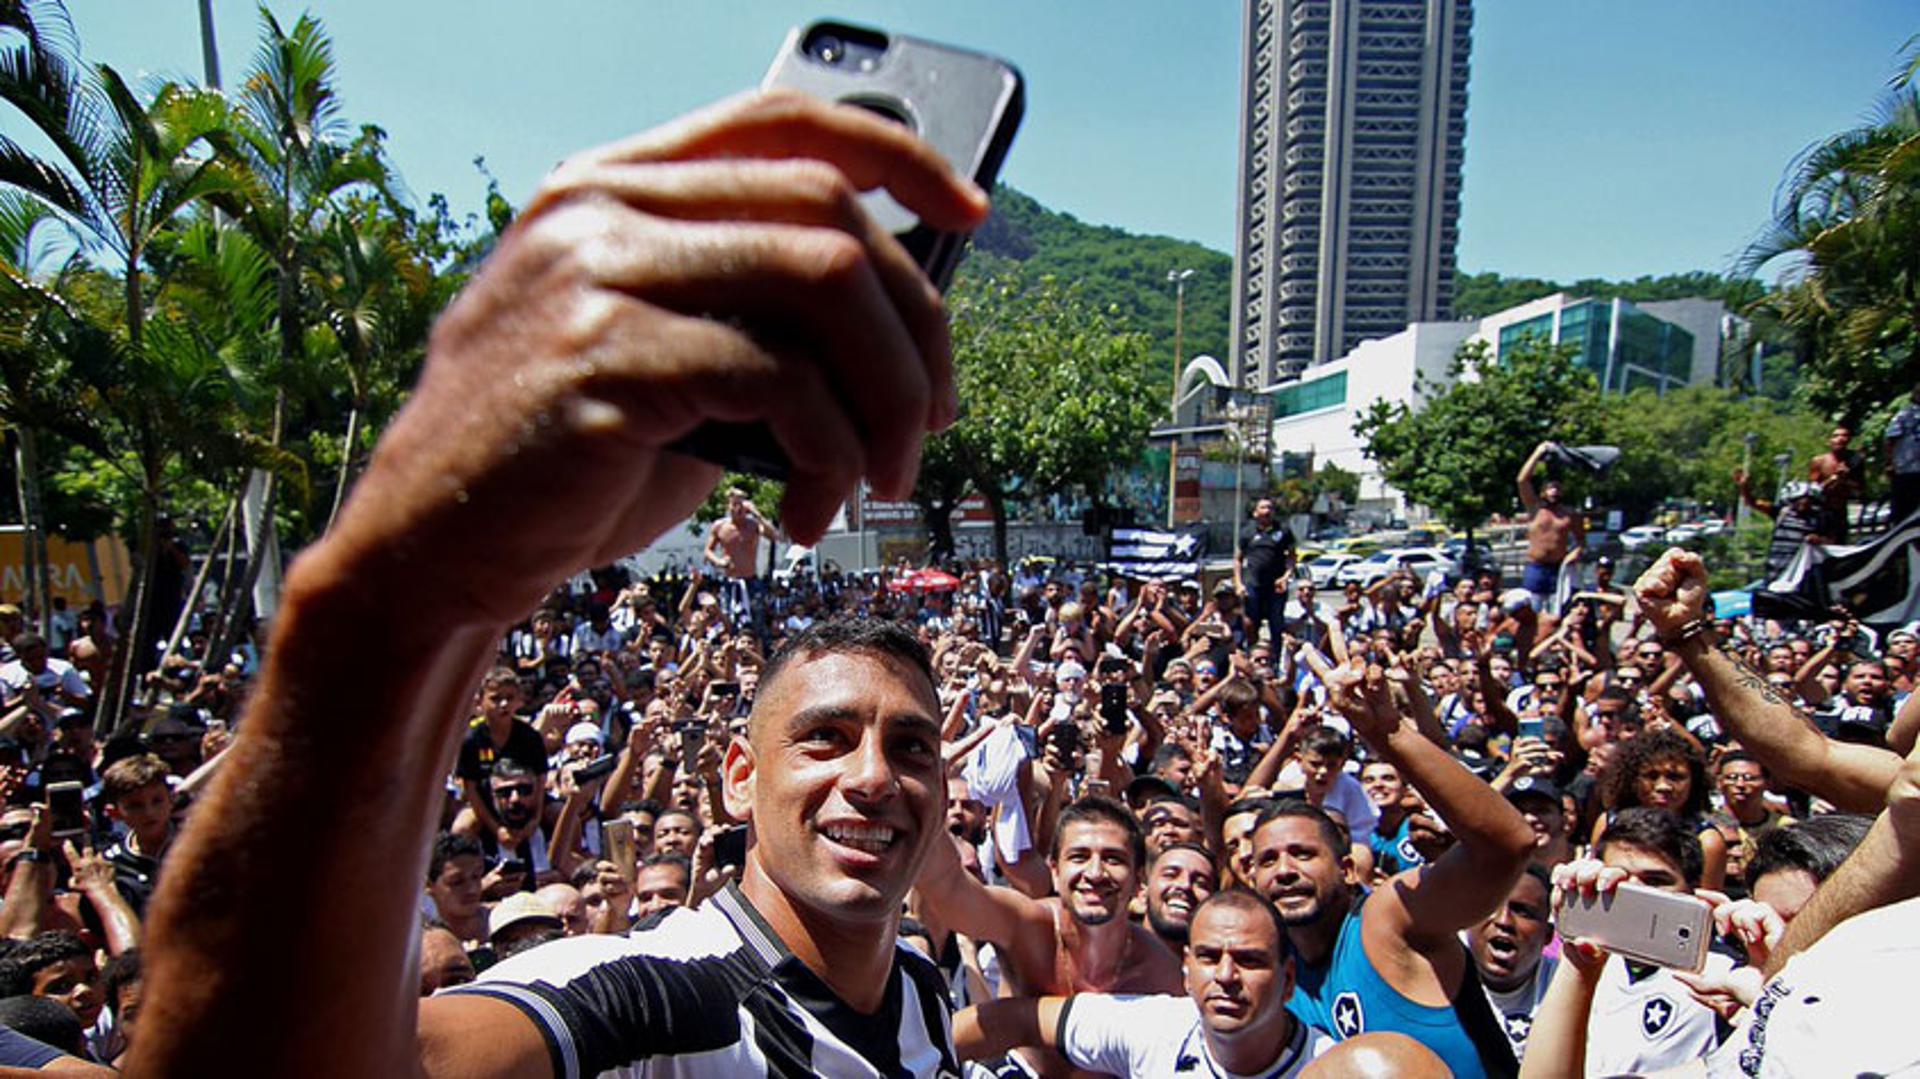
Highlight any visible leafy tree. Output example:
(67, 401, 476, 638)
(1354, 339, 1604, 543)
(1738, 44, 1920, 421)
(919, 270, 1158, 562)
(1594, 385, 1831, 521)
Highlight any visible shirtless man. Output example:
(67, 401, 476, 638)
(1518, 442, 1585, 614)
(917, 797, 1184, 1074)
(704, 488, 777, 632)
(1808, 425, 1861, 541)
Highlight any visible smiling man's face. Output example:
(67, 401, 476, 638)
(724, 649, 944, 928)
(1051, 819, 1140, 927)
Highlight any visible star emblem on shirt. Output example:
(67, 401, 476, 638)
(1333, 991, 1365, 1038)
(1504, 1013, 1533, 1043)
(1642, 995, 1674, 1037)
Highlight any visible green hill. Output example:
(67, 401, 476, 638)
(962, 186, 1233, 398)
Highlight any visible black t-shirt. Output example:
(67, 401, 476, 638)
(456, 718, 551, 782)
(1240, 522, 1296, 589)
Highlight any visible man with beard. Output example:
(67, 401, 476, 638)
(1518, 442, 1585, 614)
(917, 797, 1182, 1075)
(1250, 651, 1534, 1078)
(1143, 841, 1218, 951)
(953, 889, 1330, 1077)
(1468, 866, 1557, 1062)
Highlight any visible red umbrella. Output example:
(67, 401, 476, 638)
(905, 568, 962, 593)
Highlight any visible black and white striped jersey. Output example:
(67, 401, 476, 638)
(447, 883, 962, 1078)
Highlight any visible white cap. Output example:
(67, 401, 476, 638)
(488, 892, 563, 941)
(565, 721, 603, 746)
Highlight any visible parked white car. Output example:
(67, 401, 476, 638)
(1335, 547, 1456, 588)
(1620, 525, 1667, 551)
(1665, 523, 1704, 544)
(1304, 553, 1362, 587)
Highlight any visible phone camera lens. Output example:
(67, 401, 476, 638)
(813, 35, 845, 64)
(1677, 926, 1692, 939)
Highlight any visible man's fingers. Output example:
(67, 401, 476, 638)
(569, 90, 991, 235)
(578, 213, 929, 499)
(538, 159, 957, 432)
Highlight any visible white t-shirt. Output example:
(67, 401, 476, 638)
(1057, 992, 1329, 1078)
(0, 657, 89, 701)
(1481, 952, 1558, 1062)
(1584, 952, 1731, 1077)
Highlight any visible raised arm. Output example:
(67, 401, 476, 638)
(132, 90, 990, 1076)
(1308, 652, 1533, 951)
(1517, 441, 1551, 513)
(1633, 549, 1899, 813)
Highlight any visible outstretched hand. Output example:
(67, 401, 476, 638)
(324, 91, 990, 627)
(1301, 646, 1402, 743)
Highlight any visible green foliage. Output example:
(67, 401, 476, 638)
(1452, 270, 1766, 321)
(1594, 385, 1831, 520)
(692, 474, 786, 531)
(918, 269, 1158, 555)
(1354, 339, 1604, 534)
(967, 186, 1231, 405)
(1739, 47, 1920, 421)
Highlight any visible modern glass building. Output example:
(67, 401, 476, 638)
(1494, 296, 1694, 393)
(1229, 0, 1474, 389)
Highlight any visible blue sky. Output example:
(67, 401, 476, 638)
(40, 2, 1920, 282)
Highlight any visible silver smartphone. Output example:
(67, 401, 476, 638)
(1557, 881, 1712, 972)
(669, 20, 1026, 478)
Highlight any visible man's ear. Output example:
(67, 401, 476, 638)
(721, 735, 755, 822)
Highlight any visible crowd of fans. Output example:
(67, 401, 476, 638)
(0, 476, 1915, 1075)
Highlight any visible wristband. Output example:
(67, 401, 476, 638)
(1657, 617, 1714, 648)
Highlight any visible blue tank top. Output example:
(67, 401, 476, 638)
(1287, 894, 1512, 1079)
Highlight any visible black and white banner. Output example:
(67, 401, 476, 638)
(1752, 508, 1920, 628)
(1104, 527, 1207, 582)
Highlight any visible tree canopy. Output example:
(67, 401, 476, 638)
(1354, 339, 1605, 535)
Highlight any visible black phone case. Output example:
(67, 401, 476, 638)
(666, 21, 1025, 480)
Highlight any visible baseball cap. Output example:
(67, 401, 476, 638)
(565, 722, 603, 747)
(1124, 775, 1181, 806)
(1505, 775, 1563, 806)
(488, 892, 564, 942)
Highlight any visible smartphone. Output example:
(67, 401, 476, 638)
(603, 818, 639, 884)
(667, 20, 1025, 478)
(1517, 717, 1545, 741)
(1099, 683, 1130, 734)
(713, 824, 748, 870)
(1557, 882, 1712, 972)
(574, 753, 619, 784)
(496, 857, 529, 879)
(45, 781, 85, 840)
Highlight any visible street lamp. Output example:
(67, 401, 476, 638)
(1168, 268, 1196, 418)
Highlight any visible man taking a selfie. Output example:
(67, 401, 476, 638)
(129, 88, 992, 1077)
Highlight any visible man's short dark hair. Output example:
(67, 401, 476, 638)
(1302, 727, 1351, 759)
(101, 948, 141, 1011)
(490, 757, 540, 783)
(1153, 839, 1217, 868)
(9, 633, 45, 656)
(0, 932, 89, 997)
(1252, 799, 1350, 855)
(428, 832, 485, 883)
(639, 852, 693, 897)
(1151, 742, 1194, 770)
(1049, 796, 1146, 871)
(1748, 814, 1873, 890)
(1597, 807, 1704, 889)
(1190, 888, 1291, 962)
(759, 616, 935, 704)
(1217, 681, 1259, 714)
(0, 995, 84, 1056)
(101, 753, 171, 804)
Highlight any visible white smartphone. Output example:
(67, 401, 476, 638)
(1557, 881, 1712, 972)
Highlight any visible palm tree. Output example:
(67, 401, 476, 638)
(1739, 44, 1920, 418)
(199, 8, 390, 667)
(0, 0, 239, 726)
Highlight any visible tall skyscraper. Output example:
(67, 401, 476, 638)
(1229, 0, 1473, 388)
